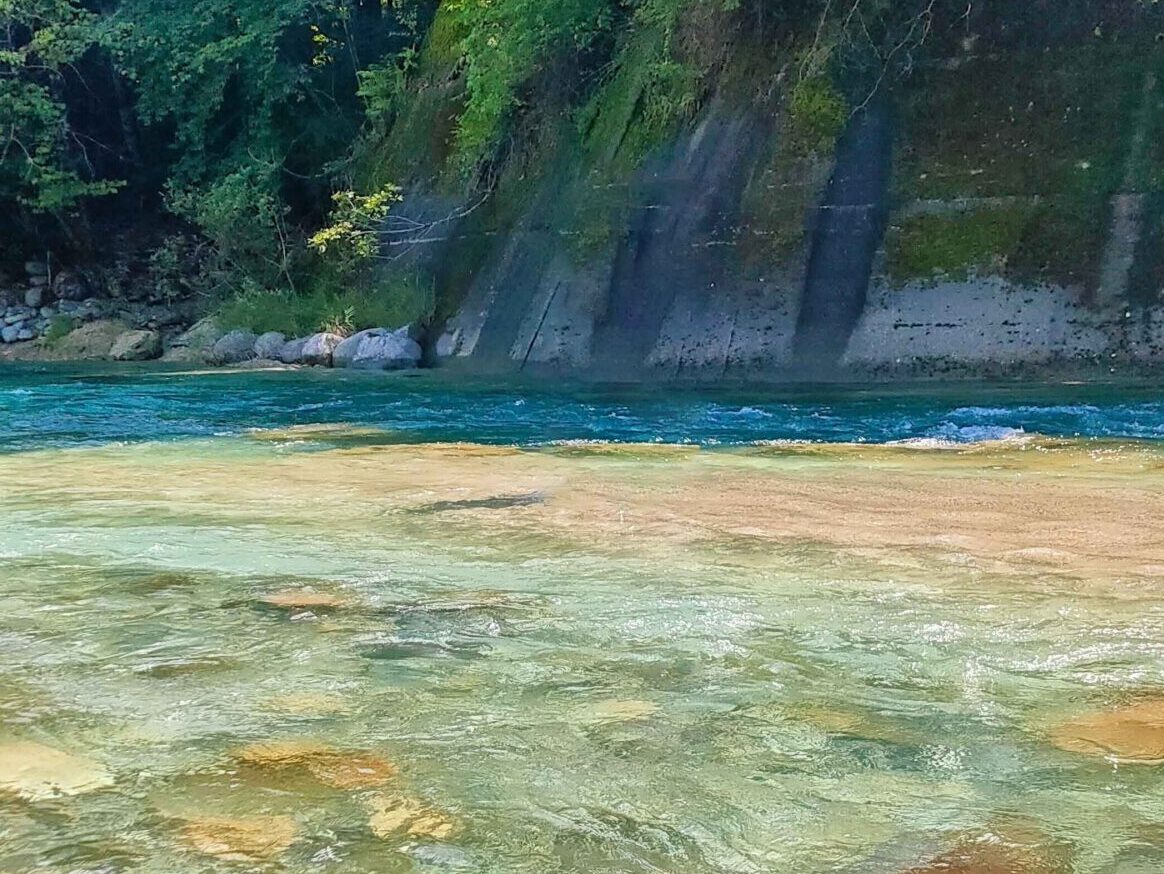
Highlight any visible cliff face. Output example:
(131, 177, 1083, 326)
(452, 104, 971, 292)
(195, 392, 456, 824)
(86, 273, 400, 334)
(399, 46, 1164, 380)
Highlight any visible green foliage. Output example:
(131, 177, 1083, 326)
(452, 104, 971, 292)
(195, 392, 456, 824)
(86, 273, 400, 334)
(577, 21, 703, 165)
(445, 0, 616, 176)
(41, 313, 78, 346)
(0, 0, 122, 211)
(216, 270, 434, 337)
(309, 184, 403, 266)
(168, 164, 297, 291)
(788, 76, 846, 154)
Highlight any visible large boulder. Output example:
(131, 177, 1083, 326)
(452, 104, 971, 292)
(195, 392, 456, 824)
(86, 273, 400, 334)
(333, 327, 422, 371)
(253, 331, 286, 360)
(110, 329, 163, 361)
(162, 316, 223, 363)
(278, 337, 308, 364)
(331, 331, 366, 368)
(24, 286, 45, 309)
(206, 329, 257, 365)
(50, 319, 126, 359)
(299, 332, 344, 367)
(1, 325, 20, 344)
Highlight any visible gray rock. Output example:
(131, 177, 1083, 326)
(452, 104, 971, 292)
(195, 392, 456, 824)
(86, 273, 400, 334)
(278, 337, 308, 364)
(52, 270, 88, 301)
(335, 327, 421, 370)
(39, 307, 55, 319)
(435, 329, 461, 358)
(16, 329, 34, 342)
(24, 287, 44, 309)
(253, 331, 287, 360)
(332, 329, 375, 368)
(28, 275, 48, 288)
(300, 332, 344, 367)
(110, 329, 163, 361)
(1, 325, 19, 343)
(206, 329, 258, 365)
(24, 260, 48, 277)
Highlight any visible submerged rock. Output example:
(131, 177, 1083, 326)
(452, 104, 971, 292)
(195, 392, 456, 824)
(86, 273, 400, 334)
(263, 693, 348, 716)
(235, 740, 397, 789)
(110, 329, 162, 361)
(306, 752, 398, 790)
(367, 793, 456, 840)
(900, 825, 1069, 874)
(206, 329, 257, 365)
(576, 699, 660, 725)
(180, 814, 297, 862)
(0, 740, 114, 801)
(1048, 699, 1164, 763)
(259, 589, 350, 610)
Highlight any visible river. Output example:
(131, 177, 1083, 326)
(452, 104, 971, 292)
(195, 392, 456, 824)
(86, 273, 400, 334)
(1, 366, 1162, 872)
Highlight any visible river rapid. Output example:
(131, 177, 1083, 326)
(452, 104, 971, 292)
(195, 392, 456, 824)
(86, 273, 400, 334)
(1, 366, 1163, 873)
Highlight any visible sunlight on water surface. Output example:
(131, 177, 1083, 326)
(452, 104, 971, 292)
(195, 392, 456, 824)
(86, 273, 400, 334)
(1, 369, 1163, 873)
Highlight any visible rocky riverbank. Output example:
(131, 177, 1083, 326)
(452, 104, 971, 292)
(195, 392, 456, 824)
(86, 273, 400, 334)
(1, 257, 425, 371)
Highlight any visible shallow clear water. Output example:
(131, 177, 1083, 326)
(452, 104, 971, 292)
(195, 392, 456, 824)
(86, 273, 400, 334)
(1, 367, 1163, 873)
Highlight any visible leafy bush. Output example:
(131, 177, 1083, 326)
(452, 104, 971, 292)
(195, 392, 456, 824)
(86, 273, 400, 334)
(42, 315, 79, 346)
(216, 271, 435, 337)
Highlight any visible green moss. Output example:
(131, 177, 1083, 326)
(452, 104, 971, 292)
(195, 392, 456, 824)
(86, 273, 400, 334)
(787, 76, 846, 155)
(422, 5, 467, 74)
(897, 46, 1147, 201)
(885, 200, 1108, 289)
(886, 207, 1031, 283)
(736, 96, 835, 270)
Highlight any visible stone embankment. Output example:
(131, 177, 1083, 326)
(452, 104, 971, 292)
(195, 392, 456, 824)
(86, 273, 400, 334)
(197, 325, 422, 371)
(1, 258, 195, 362)
(1, 258, 421, 371)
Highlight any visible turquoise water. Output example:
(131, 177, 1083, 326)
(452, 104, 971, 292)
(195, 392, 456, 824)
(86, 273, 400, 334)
(1, 367, 1163, 873)
(1, 365, 1163, 450)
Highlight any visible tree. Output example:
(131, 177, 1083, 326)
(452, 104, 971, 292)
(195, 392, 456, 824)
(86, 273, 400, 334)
(0, 0, 121, 213)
